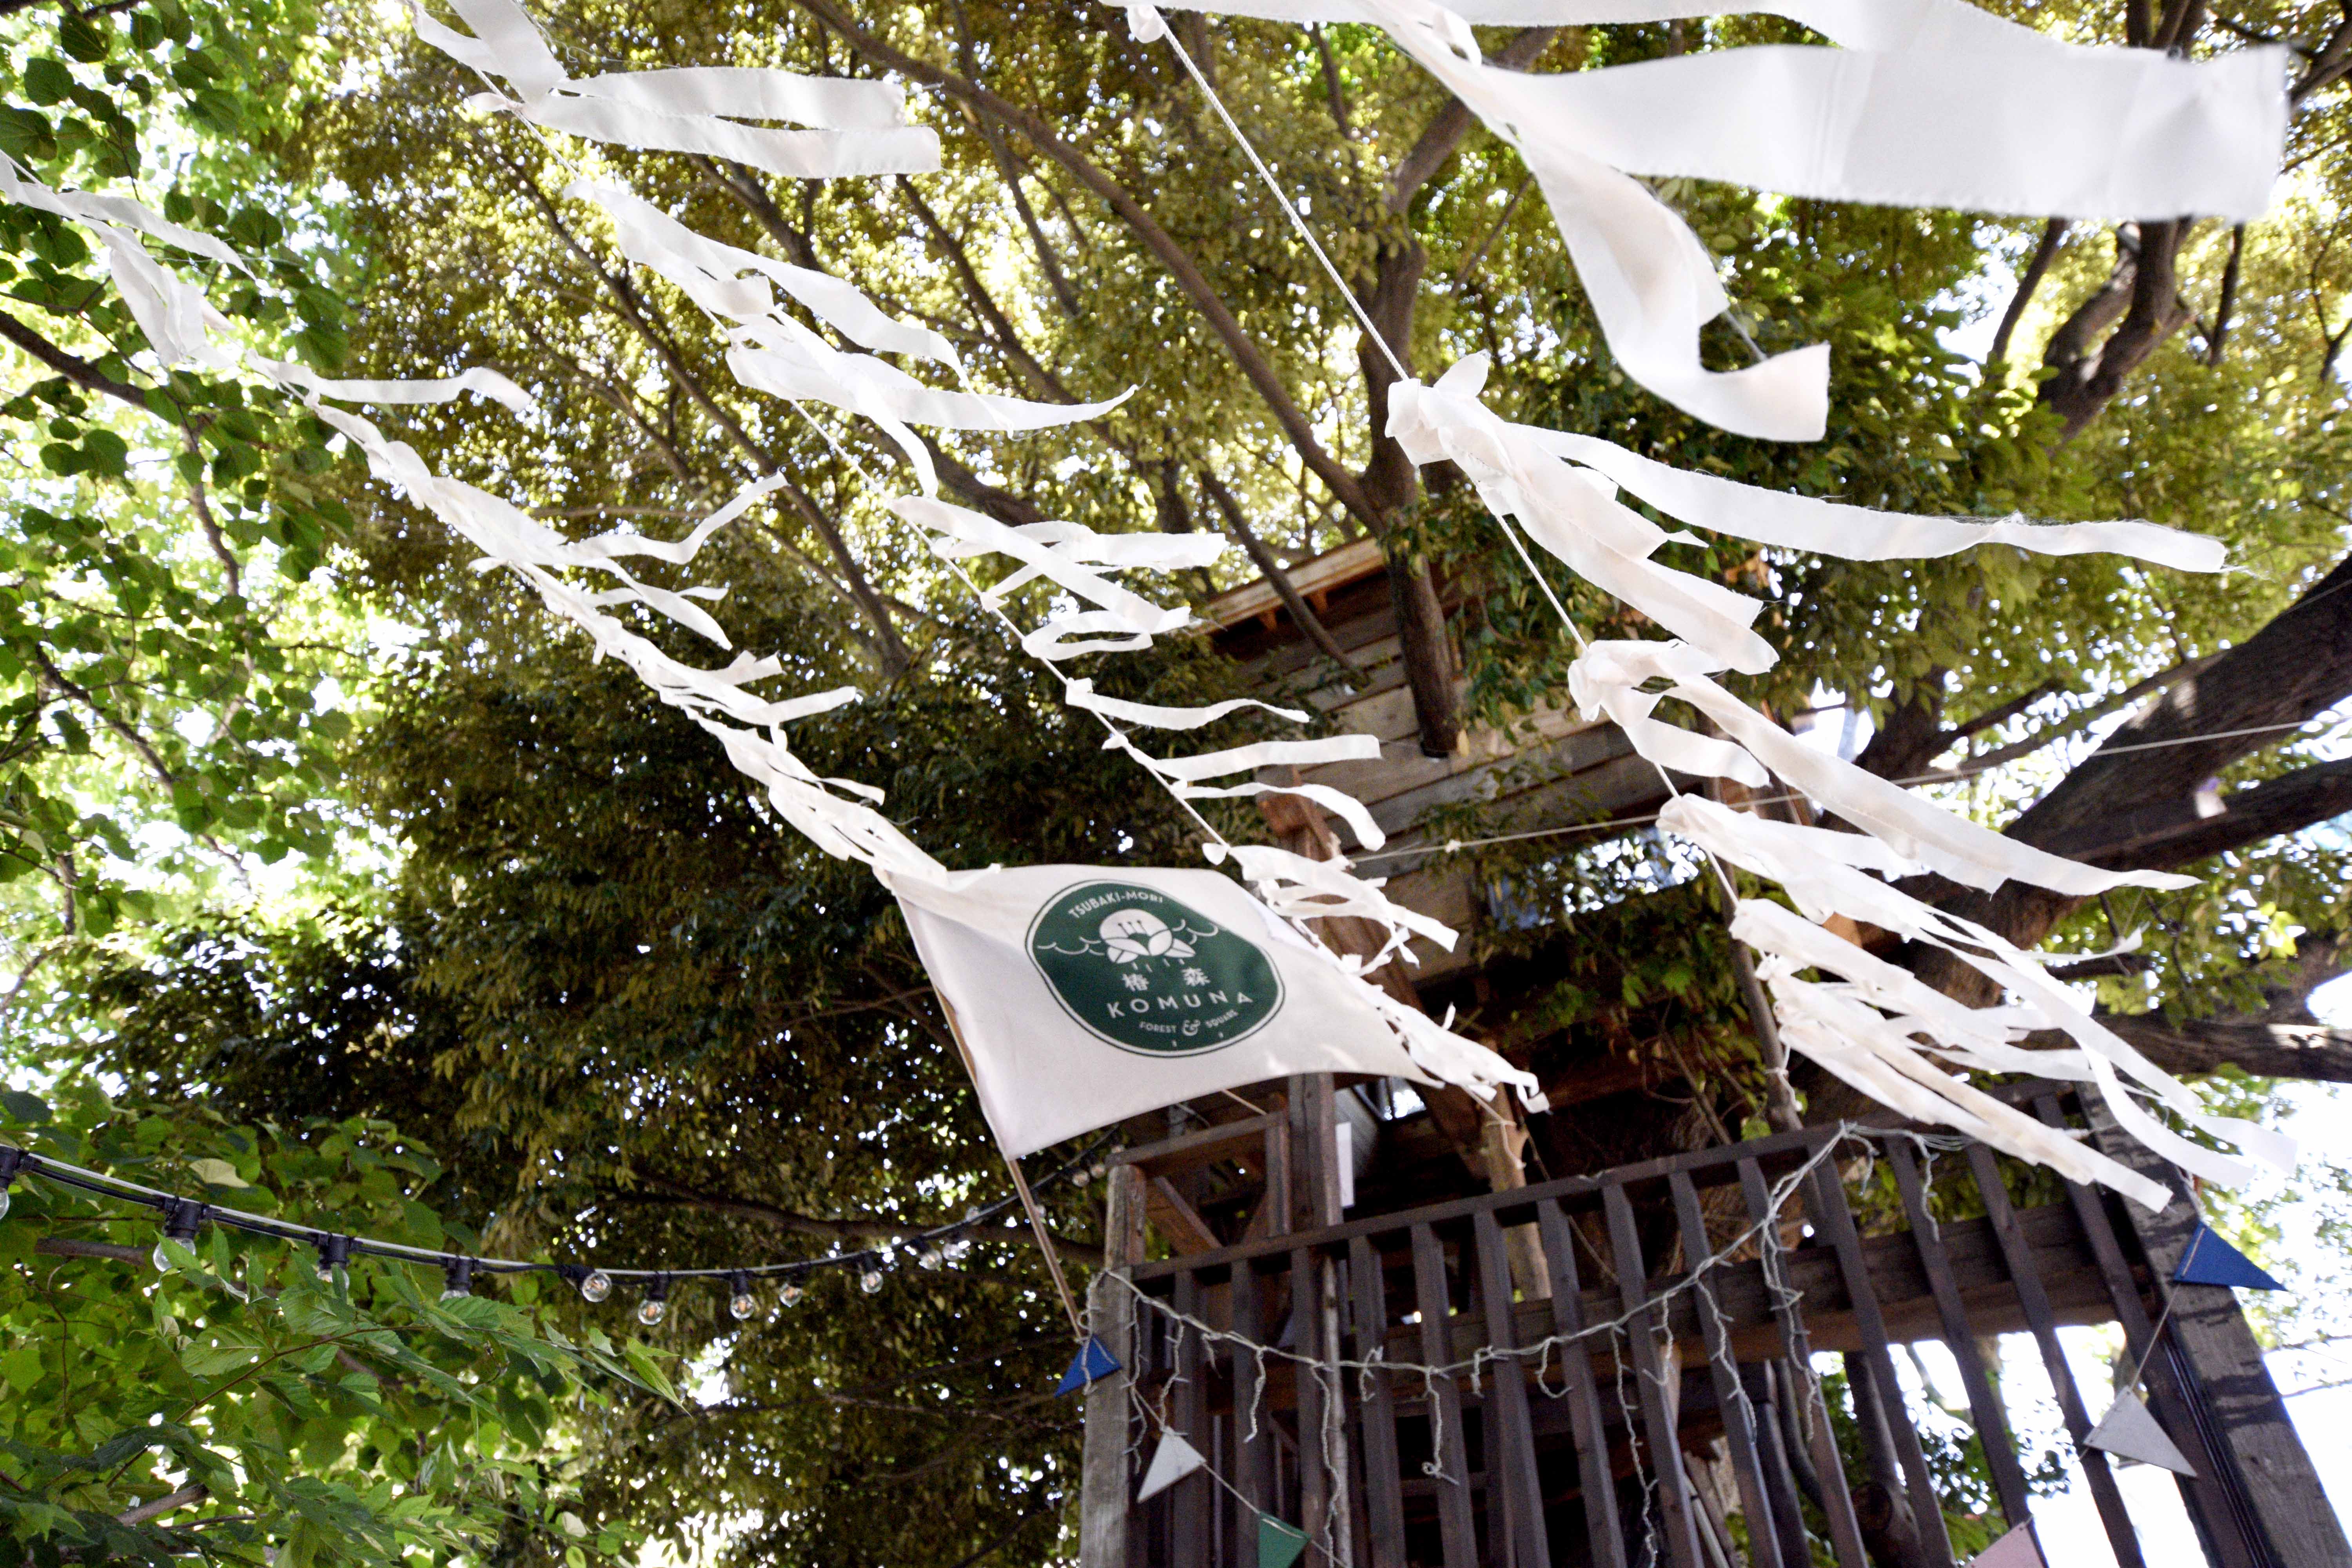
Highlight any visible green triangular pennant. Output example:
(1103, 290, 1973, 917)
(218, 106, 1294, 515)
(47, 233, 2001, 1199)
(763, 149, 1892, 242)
(1258, 1516, 1307, 1568)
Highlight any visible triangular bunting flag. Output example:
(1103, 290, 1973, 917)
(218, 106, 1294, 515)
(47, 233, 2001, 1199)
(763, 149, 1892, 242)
(2174, 1223, 2286, 1291)
(1257, 1517, 1308, 1568)
(1972, 1520, 2045, 1568)
(1136, 1431, 1206, 1502)
(2084, 1392, 2197, 1476)
(1055, 1335, 1122, 1396)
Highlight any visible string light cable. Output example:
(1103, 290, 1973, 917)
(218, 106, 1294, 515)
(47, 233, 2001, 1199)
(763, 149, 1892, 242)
(0, 1128, 1120, 1314)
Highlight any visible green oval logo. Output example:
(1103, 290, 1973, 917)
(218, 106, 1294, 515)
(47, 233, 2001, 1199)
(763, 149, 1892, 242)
(1027, 881, 1283, 1056)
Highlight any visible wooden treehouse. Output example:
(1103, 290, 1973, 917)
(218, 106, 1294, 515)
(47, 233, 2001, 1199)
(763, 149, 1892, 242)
(1071, 544, 2347, 1568)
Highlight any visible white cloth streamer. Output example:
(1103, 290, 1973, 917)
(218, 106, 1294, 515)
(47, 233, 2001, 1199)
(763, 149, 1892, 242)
(411, 0, 938, 179)
(1131, 0, 2281, 438)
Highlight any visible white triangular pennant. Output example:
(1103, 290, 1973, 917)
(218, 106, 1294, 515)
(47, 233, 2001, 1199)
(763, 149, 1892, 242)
(1137, 1431, 1207, 1502)
(2083, 1392, 2196, 1476)
(1972, 1520, 2045, 1568)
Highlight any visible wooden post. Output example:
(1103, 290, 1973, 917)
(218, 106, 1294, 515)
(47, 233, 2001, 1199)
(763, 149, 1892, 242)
(2084, 1088, 2352, 1568)
(1082, 1163, 1146, 1568)
(1292, 1074, 1351, 1562)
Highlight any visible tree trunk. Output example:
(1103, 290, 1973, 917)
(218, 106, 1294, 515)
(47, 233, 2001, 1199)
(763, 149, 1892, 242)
(1911, 550, 2352, 1003)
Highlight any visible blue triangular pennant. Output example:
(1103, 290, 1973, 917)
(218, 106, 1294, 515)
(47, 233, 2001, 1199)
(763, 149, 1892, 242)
(1257, 1517, 1307, 1568)
(2173, 1223, 2285, 1292)
(1055, 1334, 1122, 1396)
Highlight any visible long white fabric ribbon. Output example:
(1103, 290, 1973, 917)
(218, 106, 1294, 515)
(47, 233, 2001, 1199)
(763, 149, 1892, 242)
(412, 0, 939, 179)
(1570, 638, 2196, 896)
(1390, 354, 2229, 673)
(1131, 0, 2281, 439)
(1653, 795, 2292, 1202)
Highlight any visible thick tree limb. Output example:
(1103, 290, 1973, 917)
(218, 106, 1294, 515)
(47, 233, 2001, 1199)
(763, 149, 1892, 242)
(2041, 220, 2198, 440)
(2055, 1014, 2352, 1083)
(0, 310, 149, 410)
(2208, 223, 2246, 366)
(1911, 552, 2352, 1004)
(1987, 218, 2067, 367)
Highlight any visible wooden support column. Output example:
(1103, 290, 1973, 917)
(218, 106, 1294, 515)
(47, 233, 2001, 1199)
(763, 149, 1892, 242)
(2085, 1088, 2352, 1568)
(1082, 1163, 1146, 1568)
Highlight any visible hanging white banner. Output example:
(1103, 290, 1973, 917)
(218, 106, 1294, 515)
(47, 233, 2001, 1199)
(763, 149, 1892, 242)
(892, 865, 1442, 1154)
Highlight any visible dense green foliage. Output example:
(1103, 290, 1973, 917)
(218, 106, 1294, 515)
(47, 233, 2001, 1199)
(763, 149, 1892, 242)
(0, 0, 382, 963)
(0, 1085, 666, 1565)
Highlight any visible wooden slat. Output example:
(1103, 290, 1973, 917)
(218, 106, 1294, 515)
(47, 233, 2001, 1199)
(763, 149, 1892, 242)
(1801, 1163, 1958, 1568)
(1296, 1243, 1332, 1551)
(1883, 1141, 2033, 1531)
(1230, 1259, 1272, 1568)
(1731, 1158, 1868, 1568)
(1600, 1181, 1706, 1568)
(1201, 537, 1386, 632)
(1964, 1143, 2145, 1568)
(1350, 1236, 1410, 1568)
(1410, 1223, 1480, 1568)
(1535, 1198, 1628, 1568)
(1472, 1209, 1552, 1568)
(1745, 1363, 1816, 1568)
(1172, 1269, 1212, 1568)
(1666, 1170, 1786, 1568)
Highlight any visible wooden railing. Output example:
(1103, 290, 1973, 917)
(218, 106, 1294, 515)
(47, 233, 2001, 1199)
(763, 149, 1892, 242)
(1080, 1085, 2339, 1568)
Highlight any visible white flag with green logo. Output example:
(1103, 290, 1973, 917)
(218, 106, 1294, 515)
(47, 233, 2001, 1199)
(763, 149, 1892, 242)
(891, 866, 1434, 1156)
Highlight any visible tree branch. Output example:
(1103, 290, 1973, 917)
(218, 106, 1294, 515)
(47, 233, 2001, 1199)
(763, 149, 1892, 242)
(784, 0, 1382, 532)
(1989, 218, 2067, 367)
(2208, 222, 2246, 365)
(34, 1237, 148, 1263)
(118, 1484, 209, 1526)
(0, 310, 148, 410)
(1198, 470, 1361, 671)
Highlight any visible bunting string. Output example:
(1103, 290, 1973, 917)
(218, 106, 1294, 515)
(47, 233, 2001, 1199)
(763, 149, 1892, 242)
(0, 1130, 1118, 1304)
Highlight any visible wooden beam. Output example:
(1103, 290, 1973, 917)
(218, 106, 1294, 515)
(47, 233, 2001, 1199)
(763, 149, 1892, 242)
(1080, 1164, 1145, 1568)
(1146, 1176, 1221, 1256)
(1111, 1111, 1281, 1181)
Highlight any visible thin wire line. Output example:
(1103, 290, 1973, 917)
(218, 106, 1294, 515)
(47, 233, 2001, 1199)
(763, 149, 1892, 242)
(1154, 25, 1411, 385)
(0, 1132, 1113, 1285)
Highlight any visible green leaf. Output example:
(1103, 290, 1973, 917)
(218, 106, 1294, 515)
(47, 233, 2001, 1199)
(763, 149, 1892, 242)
(187, 1157, 248, 1188)
(58, 16, 111, 62)
(21, 59, 73, 106)
(0, 1091, 51, 1126)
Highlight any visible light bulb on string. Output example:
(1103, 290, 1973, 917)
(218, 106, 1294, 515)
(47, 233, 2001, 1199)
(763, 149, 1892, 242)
(859, 1261, 884, 1294)
(780, 1280, 804, 1308)
(726, 1270, 759, 1321)
(314, 1233, 351, 1286)
(917, 1245, 943, 1271)
(441, 1256, 474, 1301)
(151, 1200, 205, 1272)
(940, 1236, 971, 1263)
(635, 1275, 670, 1327)
(567, 1266, 612, 1303)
